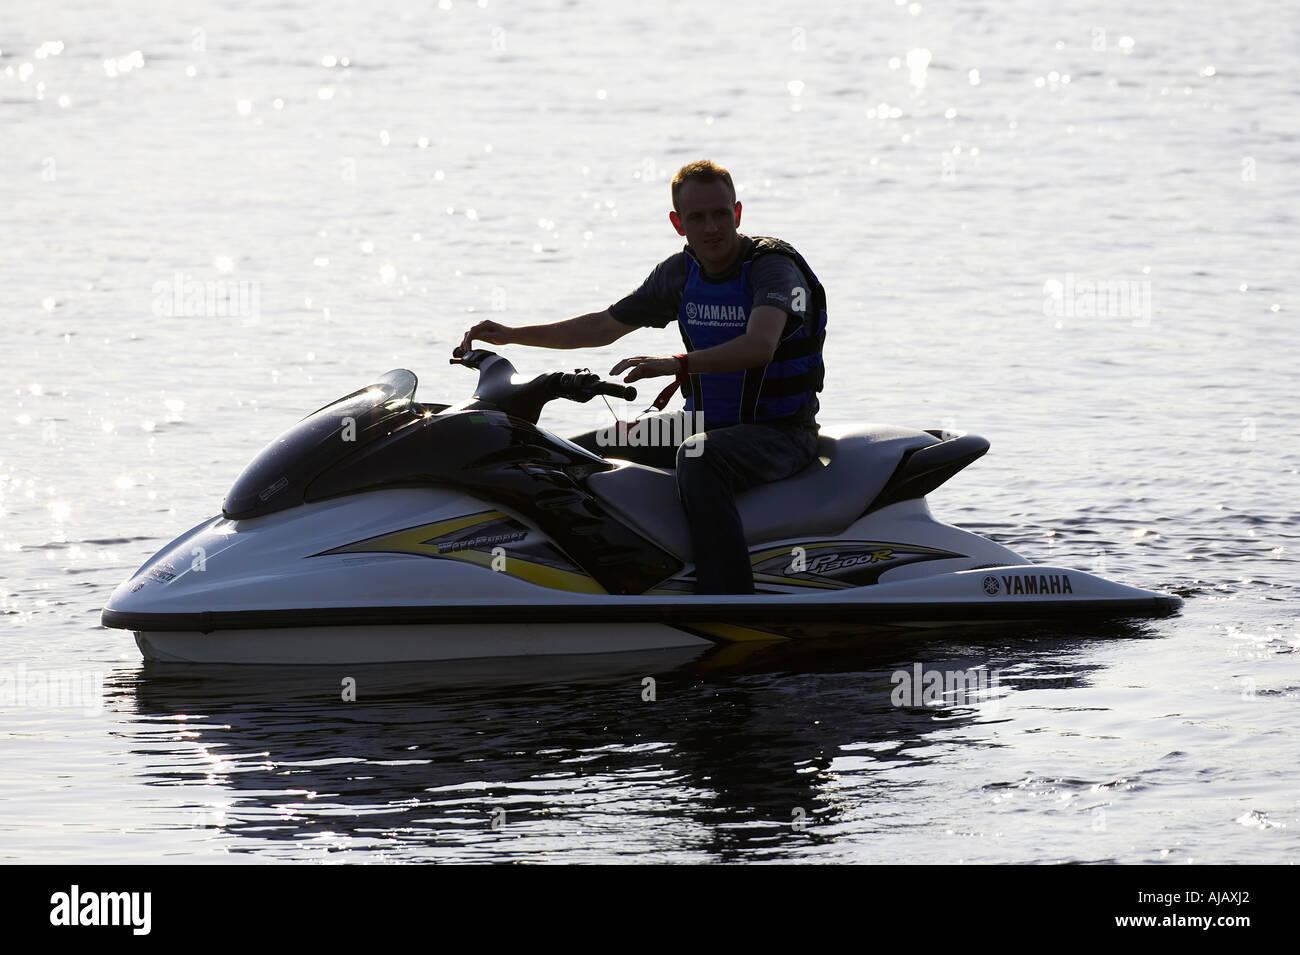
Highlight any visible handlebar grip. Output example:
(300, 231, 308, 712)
(597, 382, 637, 402)
(452, 347, 495, 369)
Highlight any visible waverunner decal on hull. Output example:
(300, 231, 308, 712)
(317, 509, 608, 594)
(648, 542, 967, 595)
(748, 540, 966, 589)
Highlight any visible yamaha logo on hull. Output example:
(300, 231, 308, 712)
(985, 573, 1075, 596)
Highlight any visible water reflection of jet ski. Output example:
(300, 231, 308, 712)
(101, 349, 1181, 663)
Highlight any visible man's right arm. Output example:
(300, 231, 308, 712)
(460, 309, 634, 352)
(460, 252, 684, 352)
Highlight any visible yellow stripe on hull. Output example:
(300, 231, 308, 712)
(327, 510, 606, 594)
(682, 621, 790, 643)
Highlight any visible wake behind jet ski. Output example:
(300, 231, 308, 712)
(101, 350, 1181, 663)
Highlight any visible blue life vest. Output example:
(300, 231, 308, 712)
(677, 237, 827, 427)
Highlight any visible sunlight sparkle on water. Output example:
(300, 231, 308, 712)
(906, 49, 931, 89)
(103, 51, 143, 78)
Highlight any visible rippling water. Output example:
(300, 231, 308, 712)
(1, 0, 1297, 863)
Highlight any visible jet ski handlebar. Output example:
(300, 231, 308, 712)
(450, 346, 498, 369)
(450, 347, 636, 421)
(555, 372, 638, 403)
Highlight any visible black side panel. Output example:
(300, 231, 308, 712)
(305, 412, 683, 595)
(866, 434, 991, 514)
(102, 592, 1183, 634)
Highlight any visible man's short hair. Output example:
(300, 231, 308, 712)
(671, 160, 736, 212)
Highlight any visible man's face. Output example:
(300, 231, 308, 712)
(670, 179, 742, 272)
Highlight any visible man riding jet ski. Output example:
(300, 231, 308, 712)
(462, 159, 825, 595)
(101, 164, 1182, 663)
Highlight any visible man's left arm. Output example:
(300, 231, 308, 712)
(612, 249, 810, 382)
(610, 307, 785, 382)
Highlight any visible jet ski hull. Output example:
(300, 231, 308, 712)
(123, 580, 1181, 665)
(100, 362, 1183, 664)
(106, 493, 1179, 663)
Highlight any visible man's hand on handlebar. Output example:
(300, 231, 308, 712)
(610, 356, 683, 384)
(460, 320, 516, 352)
(557, 372, 637, 402)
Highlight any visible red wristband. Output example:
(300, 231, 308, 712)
(673, 352, 689, 375)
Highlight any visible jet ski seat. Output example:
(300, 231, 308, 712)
(585, 424, 940, 560)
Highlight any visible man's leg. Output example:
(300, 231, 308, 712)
(675, 422, 819, 595)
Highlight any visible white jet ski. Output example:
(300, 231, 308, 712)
(101, 350, 1181, 663)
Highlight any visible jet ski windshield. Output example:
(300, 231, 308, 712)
(222, 369, 420, 520)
